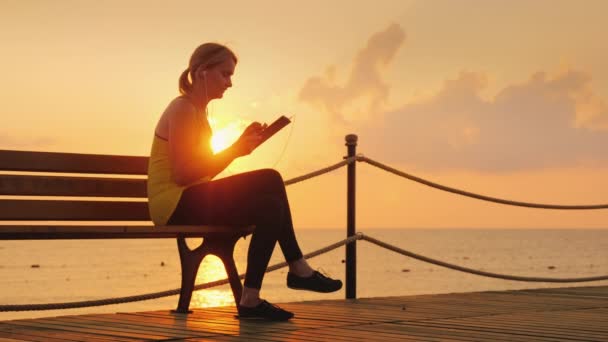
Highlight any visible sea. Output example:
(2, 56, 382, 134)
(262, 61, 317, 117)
(1, 228, 607, 321)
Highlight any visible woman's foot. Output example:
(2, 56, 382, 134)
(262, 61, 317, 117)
(287, 270, 343, 293)
(237, 300, 294, 321)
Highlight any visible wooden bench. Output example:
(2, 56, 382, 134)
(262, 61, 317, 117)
(0, 149, 254, 313)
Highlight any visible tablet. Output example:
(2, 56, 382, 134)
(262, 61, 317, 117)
(258, 115, 291, 146)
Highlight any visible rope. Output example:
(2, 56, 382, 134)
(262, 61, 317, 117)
(358, 156, 608, 210)
(0, 234, 362, 312)
(3, 232, 608, 312)
(360, 234, 608, 283)
(284, 156, 356, 186)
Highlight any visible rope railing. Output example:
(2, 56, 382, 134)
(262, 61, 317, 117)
(357, 155, 608, 209)
(281, 153, 608, 210)
(283, 156, 357, 186)
(360, 234, 608, 283)
(3, 151, 608, 312)
(0, 234, 361, 312)
(3, 232, 607, 312)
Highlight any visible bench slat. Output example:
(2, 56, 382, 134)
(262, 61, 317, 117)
(0, 199, 150, 220)
(0, 225, 255, 239)
(0, 150, 148, 174)
(0, 175, 147, 197)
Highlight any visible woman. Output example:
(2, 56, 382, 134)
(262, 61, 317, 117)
(147, 43, 342, 321)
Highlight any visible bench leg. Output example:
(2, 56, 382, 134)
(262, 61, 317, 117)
(174, 236, 208, 314)
(173, 234, 245, 314)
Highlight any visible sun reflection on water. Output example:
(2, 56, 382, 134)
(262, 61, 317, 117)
(191, 255, 236, 308)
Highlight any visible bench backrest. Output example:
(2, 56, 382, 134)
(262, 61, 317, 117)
(0, 149, 151, 222)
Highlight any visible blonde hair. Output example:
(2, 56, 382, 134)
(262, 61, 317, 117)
(178, 43, 238, 96)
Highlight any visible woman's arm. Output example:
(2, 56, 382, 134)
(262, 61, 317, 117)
(167, 100, 262, 186)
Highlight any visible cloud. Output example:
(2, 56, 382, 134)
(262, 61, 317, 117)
(298, 23, 608, 172)
(298, 23, 406, 123)
(360, 69, 608, 171)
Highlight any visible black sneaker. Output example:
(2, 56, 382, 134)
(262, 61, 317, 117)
(237, 300, 294, 321)
(287, 270, 343, 293)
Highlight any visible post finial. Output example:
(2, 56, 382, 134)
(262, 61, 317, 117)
(345, 134, 358, 146)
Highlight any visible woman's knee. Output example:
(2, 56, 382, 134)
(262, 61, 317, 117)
(259, 168, 282, 180)
(254, 168, 284, 190)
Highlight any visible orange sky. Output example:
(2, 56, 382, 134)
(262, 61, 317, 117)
(1, 0, 607, 229)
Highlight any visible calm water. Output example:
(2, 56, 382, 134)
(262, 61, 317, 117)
(1, 228, 607, 321)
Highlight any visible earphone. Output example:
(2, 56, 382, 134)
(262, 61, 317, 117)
(202, 70, 209, 117)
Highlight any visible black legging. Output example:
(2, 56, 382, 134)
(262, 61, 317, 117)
(167, 169, 304, 289)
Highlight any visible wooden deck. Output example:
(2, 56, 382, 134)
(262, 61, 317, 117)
(1, 285, 608, 341)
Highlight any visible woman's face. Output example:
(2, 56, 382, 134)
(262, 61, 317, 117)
(203, 58, 236, 100)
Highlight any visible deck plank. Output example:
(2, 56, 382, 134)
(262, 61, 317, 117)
(0, 322, 140, 342)
(2, 285, 608, 341)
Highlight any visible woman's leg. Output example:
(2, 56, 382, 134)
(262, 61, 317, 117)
(168, 167, 340, 316)
(168, 169, 306, 291)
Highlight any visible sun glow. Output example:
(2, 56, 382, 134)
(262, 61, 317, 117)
(191, 256, 235, 308)
(209, 121, 243, 154)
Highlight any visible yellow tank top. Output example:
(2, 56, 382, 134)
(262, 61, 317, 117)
(147, 124, 212, 225)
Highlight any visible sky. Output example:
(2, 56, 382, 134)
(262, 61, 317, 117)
(1, 0, 607, 229)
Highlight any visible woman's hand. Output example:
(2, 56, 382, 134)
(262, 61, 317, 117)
(233, 122, 267, 157)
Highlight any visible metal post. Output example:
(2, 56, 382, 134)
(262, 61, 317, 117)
(345, 134, 357, 299)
